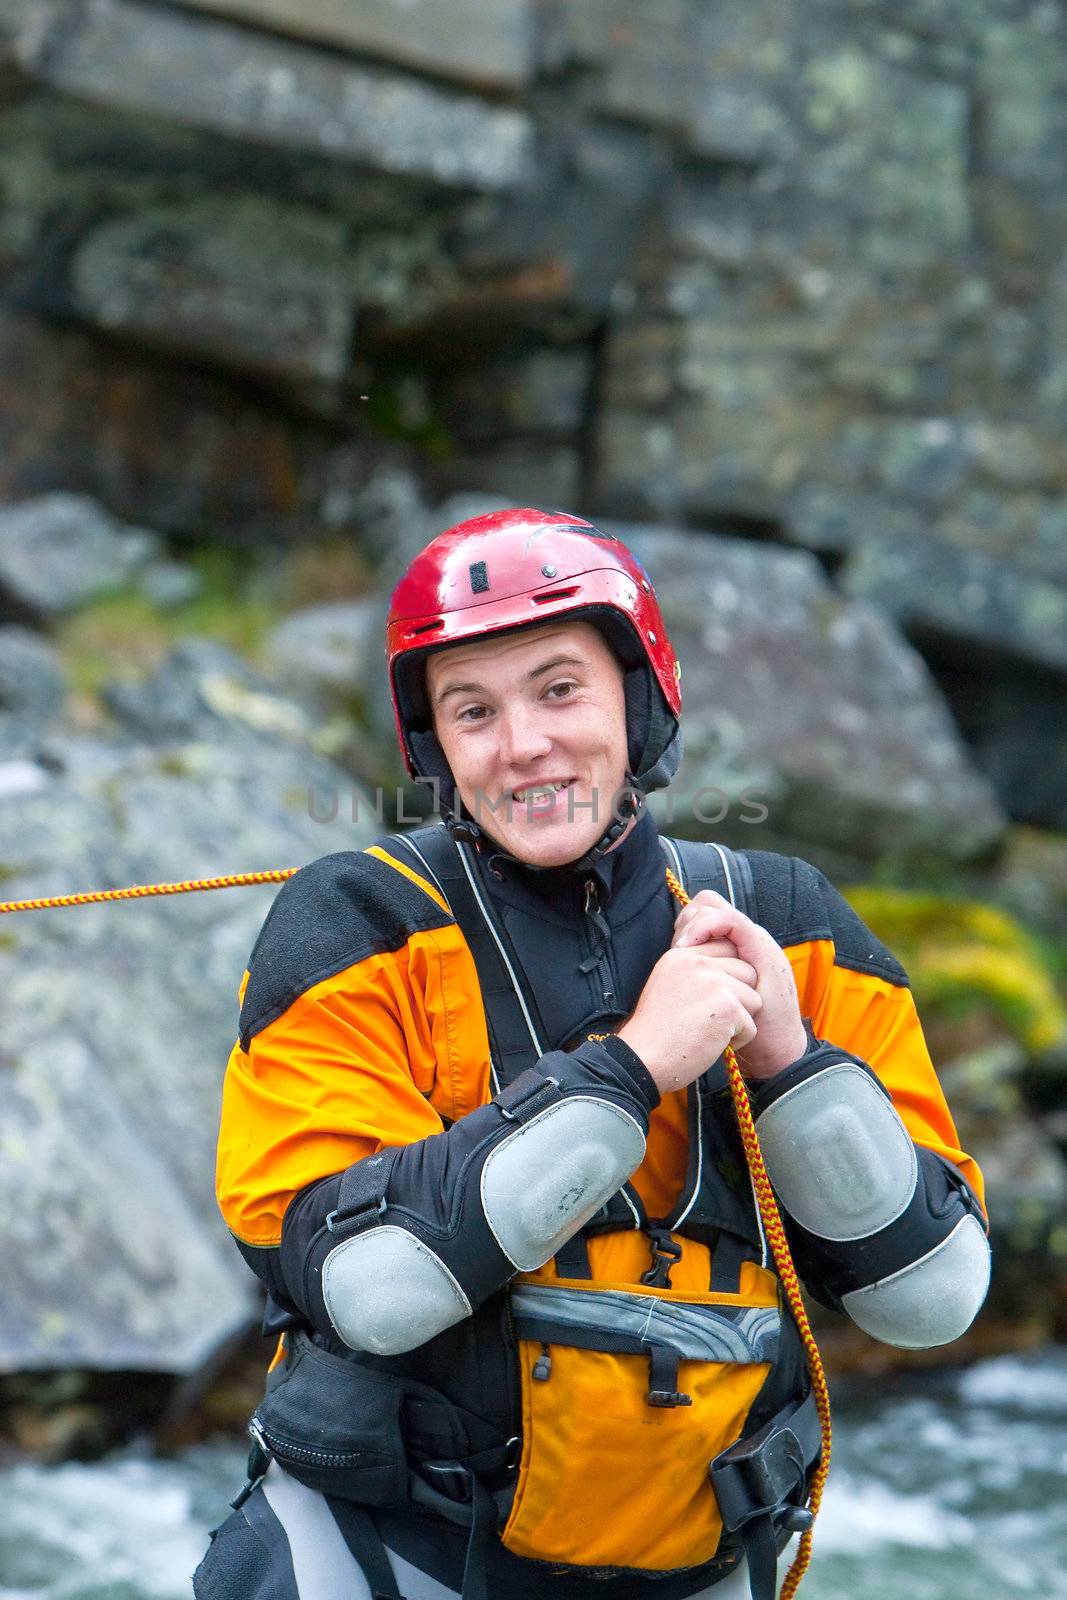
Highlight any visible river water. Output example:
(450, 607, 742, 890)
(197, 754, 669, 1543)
(1, 1350, 1064, 1600)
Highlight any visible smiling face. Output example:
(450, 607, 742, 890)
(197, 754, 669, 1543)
(426, 619, 632, 867)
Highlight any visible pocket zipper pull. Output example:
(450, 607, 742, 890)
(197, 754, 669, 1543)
(532, 1343, 552, 1381)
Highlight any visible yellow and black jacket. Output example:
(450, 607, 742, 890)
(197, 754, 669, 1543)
(216, 808, 985, 1593)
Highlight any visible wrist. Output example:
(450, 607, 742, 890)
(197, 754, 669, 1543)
(738, 1020, 811, 1081)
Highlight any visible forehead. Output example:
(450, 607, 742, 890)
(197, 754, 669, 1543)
(426, 620, 612, 692)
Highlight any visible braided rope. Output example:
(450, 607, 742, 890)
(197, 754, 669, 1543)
(0, 869, 297, 915)
(665, 865, 831, 1598)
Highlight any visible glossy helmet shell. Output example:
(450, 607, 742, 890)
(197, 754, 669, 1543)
(386, 508, 682, 793)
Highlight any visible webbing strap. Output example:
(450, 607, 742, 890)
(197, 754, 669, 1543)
(325, 1500, 405, 1599)
(662, 838, 755, 919)
(326, 1148, 398, 1237)
(659, 838, 753, 1242)
(389, 828, 545, 1089)
(709, 1390, 821, 1600)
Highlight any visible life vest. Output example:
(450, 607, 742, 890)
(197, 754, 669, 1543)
(245, 826, 819, 1598)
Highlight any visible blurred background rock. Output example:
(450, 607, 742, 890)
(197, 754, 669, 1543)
(1, 0, 1066, 1468)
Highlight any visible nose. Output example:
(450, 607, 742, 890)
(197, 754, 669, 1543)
(497, 701, 554, 768)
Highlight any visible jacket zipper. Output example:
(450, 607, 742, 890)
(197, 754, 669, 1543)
(254, 1418, 369, 1467)
(581, 879, 617, 1007)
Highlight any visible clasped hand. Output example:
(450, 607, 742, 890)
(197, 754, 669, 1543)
(670, 890, 808, 1081)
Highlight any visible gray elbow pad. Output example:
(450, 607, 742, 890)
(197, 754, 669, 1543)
(480, 1096, 646, 1270)
(755, 1061, 917, 1241)
(842, 1214, 991, 1348)
(321, 1227, 472, 1356)
(755, 1056, 990, 1347)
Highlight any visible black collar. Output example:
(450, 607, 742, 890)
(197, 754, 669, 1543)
(475, 806, 663, 909)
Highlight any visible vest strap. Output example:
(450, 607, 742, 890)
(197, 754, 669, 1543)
(326, 1148, 399, 1237)
(389, 828, 546, 1087)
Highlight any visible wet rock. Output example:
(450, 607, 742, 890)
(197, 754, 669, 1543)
(840, 536, 1067, 677)
(784, 487, 927, 556)
(0, 310, 402, 544)
(616, 522, 1005, 862)
(439, 349, 593, 444)
(0, 496, 159, 619)
(0, 627, 66, 721)
(963, 667, 1067, 832)
(799, 45, 971, 262)
(136, 561, 205, 611)
(439, 443, 582, 512)
(68, 198, 359, 390)
(16, 0, 534, 193)
(559, 0, 793, 162)
(103, 639, 316, 746)
(178, 0, 535, 90)
(969, 1114, 1067, 1257)
(0, 662, 379, 1374)
(261, 600, 377, 703)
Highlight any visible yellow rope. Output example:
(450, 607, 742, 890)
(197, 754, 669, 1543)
(664, 866, 831, 1598)
(1, 853, 830, 1592)
(0, 869, 297, 915)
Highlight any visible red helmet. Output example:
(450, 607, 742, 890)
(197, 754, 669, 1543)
(387, 508, 682, 800)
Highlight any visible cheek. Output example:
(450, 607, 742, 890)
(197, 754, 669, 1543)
(439, 725, 491, 789)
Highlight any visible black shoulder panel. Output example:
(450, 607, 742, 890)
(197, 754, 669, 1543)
(239, 850, 453, 1049)
(740, 849, 909, 988)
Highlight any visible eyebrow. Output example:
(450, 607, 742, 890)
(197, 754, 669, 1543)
(433, 654, 586, 709)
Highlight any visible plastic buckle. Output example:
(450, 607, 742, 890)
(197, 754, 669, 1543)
(641, 1229, 683, 1288)
(647, 1388, 693, 1408)
(325, 1196, 387, 1234)
(709, 1422, 806, 1532)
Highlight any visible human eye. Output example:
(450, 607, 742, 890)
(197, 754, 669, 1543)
(545, 679, 579, 700)
(456, 703, 491, 724)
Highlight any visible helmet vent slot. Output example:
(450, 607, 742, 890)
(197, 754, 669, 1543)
(533, 586, 580, 603)
(411, 619, 445, 636)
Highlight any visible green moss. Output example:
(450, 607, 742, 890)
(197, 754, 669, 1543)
(844, 886, 1067, 1054)
(55, 553, 278, 696)
(365, 380, 452, 461)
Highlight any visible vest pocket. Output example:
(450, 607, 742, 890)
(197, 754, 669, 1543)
(252, 1331, 409, 1505)
(501, 1273, 781, 1574)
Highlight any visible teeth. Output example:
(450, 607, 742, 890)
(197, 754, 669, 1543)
(515, 781, 570, 802)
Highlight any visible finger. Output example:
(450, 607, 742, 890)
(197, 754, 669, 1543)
(672, 927, 739, 958)
(673, 909, 742, 948)
(729, 1005, 758, 1049)
(689, 952, 759, 988)
(709, 971, 763, 1016)
(681, 905, 770, 968)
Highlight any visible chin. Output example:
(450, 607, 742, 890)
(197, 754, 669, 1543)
(507, 827, 599, 869)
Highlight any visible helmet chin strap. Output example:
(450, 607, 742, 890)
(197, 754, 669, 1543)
(445, 776, 645, 874)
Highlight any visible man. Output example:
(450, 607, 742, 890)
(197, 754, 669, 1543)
(198, 508, 990, 1600)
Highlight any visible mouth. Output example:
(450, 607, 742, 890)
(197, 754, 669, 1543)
(511, 778, 576, 808)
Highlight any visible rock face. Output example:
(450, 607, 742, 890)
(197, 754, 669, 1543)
(621, 524, 1006, 863)
(0, 496, 160, 619)
(0, 646, 380, 1373)
(3, 0, 1066, 829)
(2, 0, 1067, 1369)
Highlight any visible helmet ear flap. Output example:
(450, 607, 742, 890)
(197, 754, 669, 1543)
(407, 727, 457, 814)
(622, 662, 683, 793)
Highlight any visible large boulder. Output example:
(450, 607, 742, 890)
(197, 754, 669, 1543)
(0, 646, 379, 1374)
(840, 535, 1067, 678)
(616, 523, 1005, 864)
(0, 496, 160, 620)
(175, 0, 535, 91)
(14, 0, 533, 193)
